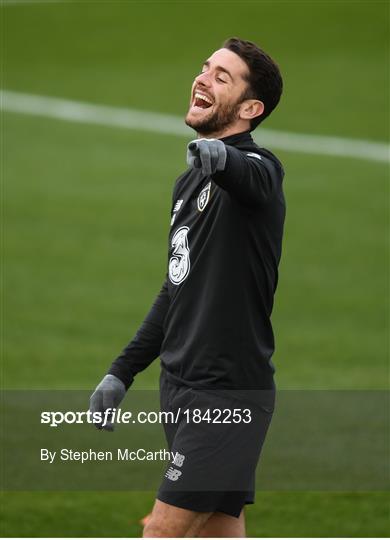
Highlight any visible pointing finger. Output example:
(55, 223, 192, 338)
(198, 141, 212, 175)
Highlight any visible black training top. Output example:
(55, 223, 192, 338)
(108, 130, 286, 391)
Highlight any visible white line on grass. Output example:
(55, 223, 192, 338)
(1, 0, 64, 5)
(1, 89, 389, 163)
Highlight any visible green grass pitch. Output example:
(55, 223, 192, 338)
(1, 0, 389, 537)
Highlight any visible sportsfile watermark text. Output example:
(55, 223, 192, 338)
(41, 407, 252, 428)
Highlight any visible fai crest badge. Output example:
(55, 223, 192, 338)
(197, 182, 211, 212)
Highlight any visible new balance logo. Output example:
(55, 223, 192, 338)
(172, 452, 185, 467)
(165, 467, 182, 481)
(173, 199, 184, 212)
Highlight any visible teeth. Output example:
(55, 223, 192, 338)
(194, 92, 213, 105)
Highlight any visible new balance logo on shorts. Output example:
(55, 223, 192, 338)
(165, 467, 182, 481)
(172, 452, 185, 467)
(165, 451, 185, 481)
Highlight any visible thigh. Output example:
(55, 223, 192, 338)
(143, 498, 212, 538)
(198, 509, 245, 538)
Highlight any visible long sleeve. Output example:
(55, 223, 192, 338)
(107, 278, 170, 389)
(212, 145, 284, 207)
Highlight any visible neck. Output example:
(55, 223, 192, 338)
(197, 120, 250, 140)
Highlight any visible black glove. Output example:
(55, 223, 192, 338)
(187, 138, 227, 175)
(89, 374, 126, 431)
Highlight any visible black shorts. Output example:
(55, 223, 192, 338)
(157, 370, 275, 518)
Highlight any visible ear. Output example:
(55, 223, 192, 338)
(239, 99, 264, 121)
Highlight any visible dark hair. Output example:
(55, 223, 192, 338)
(223, 37, 283, 130)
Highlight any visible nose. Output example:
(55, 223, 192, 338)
(194, 70, 212, 87)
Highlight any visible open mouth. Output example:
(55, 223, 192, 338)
(193, 91, 213, 109)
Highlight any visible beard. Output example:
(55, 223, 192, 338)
(185, 96, 243, 136)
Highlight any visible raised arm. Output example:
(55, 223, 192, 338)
(187, 138, 283, 206)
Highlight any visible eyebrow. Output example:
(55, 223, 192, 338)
(203, 60, 234, 81)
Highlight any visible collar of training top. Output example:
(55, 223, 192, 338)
(219, 130, 284, 176)
(219, 130, 253, 146)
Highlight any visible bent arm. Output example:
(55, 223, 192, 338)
(107, 278, 169, 389)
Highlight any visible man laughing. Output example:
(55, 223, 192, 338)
(90, 37, 285, 537)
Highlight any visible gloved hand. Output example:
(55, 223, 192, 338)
(187, 138, 227, 176)
(89, 374, 126, 431)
